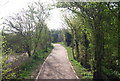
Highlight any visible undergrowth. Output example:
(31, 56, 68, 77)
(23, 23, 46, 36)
(17, 46, 53, 79)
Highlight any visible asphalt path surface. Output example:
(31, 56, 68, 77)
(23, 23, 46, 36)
(35, 44, 78, 80)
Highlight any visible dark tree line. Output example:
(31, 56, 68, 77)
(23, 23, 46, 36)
(50, 29, 64, 43)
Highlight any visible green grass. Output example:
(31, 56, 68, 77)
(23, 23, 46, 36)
(58, 42, 93, 80)
(18, 46, 53, 79)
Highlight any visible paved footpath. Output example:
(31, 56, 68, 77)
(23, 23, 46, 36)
(35, 44, 79, 80)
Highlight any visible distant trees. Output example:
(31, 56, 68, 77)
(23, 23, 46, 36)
(57, 2, 119, 80)
(50, 29, 64, 43)
(64, 31, 72, 46)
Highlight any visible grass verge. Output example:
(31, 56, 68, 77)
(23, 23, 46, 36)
(58, 42, 93, 80)
(17, 46, 53, 79)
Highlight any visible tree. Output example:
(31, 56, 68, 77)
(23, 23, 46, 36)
(57, 2, 120, 80)
(3, 1, 51, 57)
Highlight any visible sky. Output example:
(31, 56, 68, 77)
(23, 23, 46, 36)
(0, 0, 65, 30)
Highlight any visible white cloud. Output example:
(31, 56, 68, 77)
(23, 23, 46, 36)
(47, 8, 64, 30)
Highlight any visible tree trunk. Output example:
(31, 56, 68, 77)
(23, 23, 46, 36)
(93, 22, 104, 81)
(27, 49, 31, 57)
(75, 39, 80, 61)
(118, 2, 120, 70)
(84, 48, 89, 68)
(73, 28, 80, 62)
(83, 32, 90, 68)
(71, 43, 76, 60)
(71, 28, 76, 60)
(27, 45, 31, 57)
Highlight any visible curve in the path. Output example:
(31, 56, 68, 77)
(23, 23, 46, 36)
(35, 44, 79, 80)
